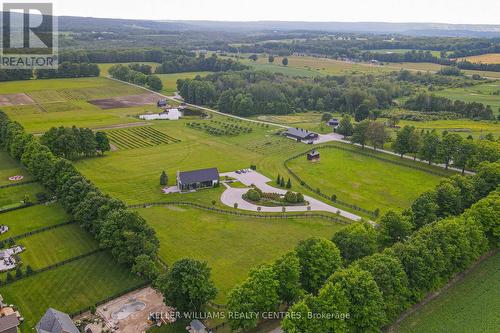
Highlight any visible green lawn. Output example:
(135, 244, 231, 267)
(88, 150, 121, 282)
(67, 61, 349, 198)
(17, 223, 99, 269)
(0, 203, 70, 240)
(97, 62, 160, 76)
(394, 252, 500, 333)
(287, 146, 445, 213)
(0, 151, 32, 186)
(0, 183, 46, 209)
(137, 206, 346, 302)
(1, 251, 145, 332)
(434, 82, 500, 116)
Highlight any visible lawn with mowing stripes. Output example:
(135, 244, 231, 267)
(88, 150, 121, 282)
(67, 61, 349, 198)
(287, 146, 446, 213)
(17, 223, 99, 269)
(395, 252, 500, 333)
(0, 203, 70, 240)
(138, 205, 346, 302)
(1, 251, 146, 332)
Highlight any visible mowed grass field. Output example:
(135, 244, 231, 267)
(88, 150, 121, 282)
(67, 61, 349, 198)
(395, 252, 500, 333)
(434, 81, 500, 116)
(97, 62, 160, 76)
(137, 206, 346, 302)
(1, 251, 145, 331)
(0, 77, 146, 133)
(254, 112, 337, 133)
(0, 203, 70, 240)
(0, 182, 46, 209)
(156, 71, 212, 95)
(398, 119, 500, 138)
(287, 146, 446, 213)
(459, 53, 500, 64)
(17, 223, 99, 269)
(0, 151, 32, 186)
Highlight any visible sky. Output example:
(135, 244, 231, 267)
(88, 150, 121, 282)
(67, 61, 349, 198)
(21, 0, 500, 24)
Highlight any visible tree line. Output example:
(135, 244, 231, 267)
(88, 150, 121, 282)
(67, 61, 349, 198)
(156, 54, 248, 74)
(108, 64, 163, 91)
(404, 92, 494, 120)
(0, 111, 159, 280)
(0, 62, 99, 82)
(393, 125, 499, 172)
(177, 71, 400, 116)
(40, 126, 111, 160)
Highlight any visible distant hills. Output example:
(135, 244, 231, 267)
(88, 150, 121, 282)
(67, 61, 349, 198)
(2, 12, 500, 37)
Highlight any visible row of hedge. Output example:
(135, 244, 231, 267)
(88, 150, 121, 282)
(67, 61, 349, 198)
(0, 202, 36, 214)
(0, 111, 160, 280)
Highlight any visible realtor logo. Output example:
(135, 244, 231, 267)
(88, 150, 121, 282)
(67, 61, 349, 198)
(1, 2, 58, 69)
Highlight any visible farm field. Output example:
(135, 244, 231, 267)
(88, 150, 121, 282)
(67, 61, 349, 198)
(0, 77, 146, 133)
(74, 116, 283, 204)
(0, 203, 70, 240)
(156, 71, 212, 95)
(286, 146, 446, 213)
(137, 205, 346, 302)
(97, 62, 160, 76)
(253, 112, 337, 133)
(368, 49, 442, 56)
(398, 119, 500, 138)
(1, 251, 146, 332)
(459, 53, 500, 64)
(395, 252, 500, 333)
(16, 223, 99, 270)
(434, 81, 500, 116)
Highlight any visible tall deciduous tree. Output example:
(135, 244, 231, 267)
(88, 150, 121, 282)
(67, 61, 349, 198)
(438, 133, 463, 169)
(337, 114, 354, 138)
(418, 130, 440, 165)
(273, 252, 303, 304)
(351, 119, 370, 148)
(157, 259, 217, 312)
(332, 222, 378, 264)
(295, 237, 342, 293)
(378, 211, 413, 247)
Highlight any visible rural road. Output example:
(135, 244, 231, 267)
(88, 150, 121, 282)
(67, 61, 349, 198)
(220, 170, 362, 221)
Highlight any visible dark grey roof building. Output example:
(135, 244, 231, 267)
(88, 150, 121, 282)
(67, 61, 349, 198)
(177, 168, 219, 191)
(36, 308, 79, 333)
(327, 118, 339, 127)
(307, 150, 320, 160)
(0, 314, 19, 333)
(283, 128, 319, 141)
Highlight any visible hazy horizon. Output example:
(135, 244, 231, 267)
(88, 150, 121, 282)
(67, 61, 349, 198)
(38, 0, 500, 25)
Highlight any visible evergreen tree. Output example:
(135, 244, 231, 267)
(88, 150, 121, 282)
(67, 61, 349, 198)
(160, 171, 168, 186)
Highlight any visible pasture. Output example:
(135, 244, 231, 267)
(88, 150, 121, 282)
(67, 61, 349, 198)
(459, 53, 500, 64)
(1, 251, 145, 331)
(97, 62, 160, 76)
(0, 203, 70, 240)
(254, 112, 335, 133)
(137, 205, 346, 302)
(16, 223, 99, 270)
(394, 252, 500, 333)
(156, 71, 212, 95)
(398, 119, 500, 138)
(286, 145, 446, 213)
(434, 81, 500, 116)
(0, 183, 46, 210)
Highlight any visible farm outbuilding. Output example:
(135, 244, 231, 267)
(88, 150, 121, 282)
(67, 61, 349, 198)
(177, 168, 219, 191)
(283, 128, 319, 142)
(0, 314, 19, 333)
(157, 99, 168, 107)
(139, 109, 182, 120)
(307, 150, 320, 161)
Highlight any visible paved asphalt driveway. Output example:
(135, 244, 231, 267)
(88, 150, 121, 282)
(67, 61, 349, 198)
(220, 170, 362, 221)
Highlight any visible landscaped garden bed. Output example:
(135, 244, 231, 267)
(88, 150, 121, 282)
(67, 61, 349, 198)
(242, 186, 308, 207)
